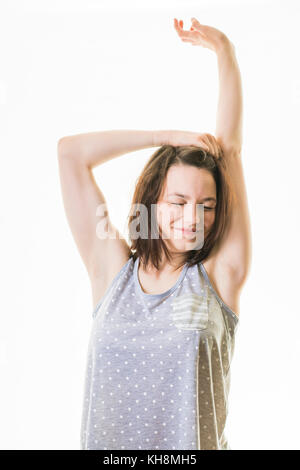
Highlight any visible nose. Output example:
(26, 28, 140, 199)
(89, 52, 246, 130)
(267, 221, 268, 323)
(183, 203, 204, 231)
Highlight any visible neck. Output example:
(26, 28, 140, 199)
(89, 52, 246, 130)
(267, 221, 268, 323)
(140, 250, 186, 276)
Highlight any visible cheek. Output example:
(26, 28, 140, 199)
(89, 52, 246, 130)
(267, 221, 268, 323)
(156, 204, 180, 227)
(205, 212, 216, 228)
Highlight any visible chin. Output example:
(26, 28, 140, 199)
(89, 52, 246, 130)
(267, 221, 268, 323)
(171, 235, 204, 250)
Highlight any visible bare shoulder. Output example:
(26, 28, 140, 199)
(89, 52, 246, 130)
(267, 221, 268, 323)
(201, 253, 244, 318)
(89, 228, 132, 311)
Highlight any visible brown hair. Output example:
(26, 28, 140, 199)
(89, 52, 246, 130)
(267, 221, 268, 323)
(126, 144, 236, 272)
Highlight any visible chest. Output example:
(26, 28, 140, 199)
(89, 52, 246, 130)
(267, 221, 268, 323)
(139, 262, 240, 318)
(138, 269, 182, 295)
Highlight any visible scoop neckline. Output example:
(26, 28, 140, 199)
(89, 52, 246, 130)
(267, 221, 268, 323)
(133, 256, 189, 300)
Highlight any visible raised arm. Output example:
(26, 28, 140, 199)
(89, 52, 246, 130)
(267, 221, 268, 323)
(174, 17, 252, 302)
(215, 39, 243, 154)
(58, 129, 168, 170)
(57, 129, 167, 309)
(213, 34, 251, 286)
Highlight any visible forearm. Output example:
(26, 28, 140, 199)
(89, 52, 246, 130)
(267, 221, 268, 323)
(58, 129, 169, 169)
(215, 39, 243, 154)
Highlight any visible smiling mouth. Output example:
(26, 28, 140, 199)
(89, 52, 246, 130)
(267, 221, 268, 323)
(173, 228, 199, 237)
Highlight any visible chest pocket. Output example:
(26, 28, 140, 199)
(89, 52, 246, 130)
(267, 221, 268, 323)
(170, 290, 209, 331)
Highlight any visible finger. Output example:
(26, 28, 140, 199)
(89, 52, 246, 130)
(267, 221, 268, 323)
(174, 18, 184, 33)
(176, 18, 199, 37)
(191, 19, 208, 37)
(191, 17, 201, 24)
(174, 18, 184, 29)
(174, 18, 181, 31)
(217, 143, 224, 158)
(205, 135, 217, 156)
(174, 21, 193, 40)
(208, 136, 218, 157)
(191, 17, 206, 29)
(209, 135, 222, 158)
(202, 136, 212, 152)
(211, 137, 220, 157)
(181, 31, 200, 41)
(198, 139, 210, 151)
(181, 38, 195, 43)
(194, 134, 208, 150)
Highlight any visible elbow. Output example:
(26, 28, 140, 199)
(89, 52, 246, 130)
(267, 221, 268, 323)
(224, 143, 242, 157)
(230, 142, 242, 156)
(57, 135, 85, 165)
(57, 136, 71, 159)
(216, 137, 242, 157)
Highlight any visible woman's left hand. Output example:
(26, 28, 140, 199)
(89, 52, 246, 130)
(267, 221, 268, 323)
(168, 130, 223, 159)
(173, 17, 228, 53)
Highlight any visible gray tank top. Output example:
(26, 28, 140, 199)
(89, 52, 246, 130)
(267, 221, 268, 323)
(80, 255, 239, 450)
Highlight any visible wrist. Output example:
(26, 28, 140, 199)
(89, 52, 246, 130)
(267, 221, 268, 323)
(153, 130, 170, 147)
(215, 36, 235, 56)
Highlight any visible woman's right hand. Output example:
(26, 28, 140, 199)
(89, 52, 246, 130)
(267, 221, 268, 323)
(173, 17, 229, 53)
(167, 130, 223, 159)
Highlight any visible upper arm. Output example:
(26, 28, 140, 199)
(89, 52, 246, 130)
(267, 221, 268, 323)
(57, 139, 131, 281)
(212, 148, 252, 285)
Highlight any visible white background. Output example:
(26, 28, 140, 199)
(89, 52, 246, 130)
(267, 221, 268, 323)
(0, 0, 299, 450)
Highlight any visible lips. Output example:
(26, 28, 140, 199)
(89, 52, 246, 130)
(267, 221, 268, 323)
(174, 228, 199, 238)
(177, 228, 198, 234)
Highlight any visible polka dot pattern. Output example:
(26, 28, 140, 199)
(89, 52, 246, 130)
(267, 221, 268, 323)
(80, 256, 239, 450)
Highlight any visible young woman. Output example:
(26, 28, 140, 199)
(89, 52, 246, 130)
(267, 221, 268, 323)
(57, 18, 251, 450)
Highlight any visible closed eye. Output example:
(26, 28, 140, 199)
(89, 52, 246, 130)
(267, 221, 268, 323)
(170, 203, 215, 210)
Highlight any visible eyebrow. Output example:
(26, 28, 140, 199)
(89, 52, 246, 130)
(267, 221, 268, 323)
(168, 193, 216, 202)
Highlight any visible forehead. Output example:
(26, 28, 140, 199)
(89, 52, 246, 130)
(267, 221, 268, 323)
(160, 165, 216, 199)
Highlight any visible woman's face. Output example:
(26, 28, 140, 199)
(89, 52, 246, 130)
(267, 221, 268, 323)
(156, 164, 217, 252)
